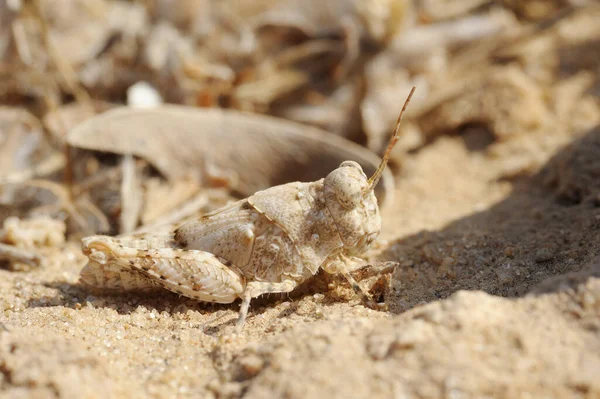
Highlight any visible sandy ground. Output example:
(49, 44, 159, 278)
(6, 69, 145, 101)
(1, 120, 600, 398)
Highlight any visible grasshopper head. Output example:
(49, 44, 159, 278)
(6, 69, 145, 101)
(323, 87, 415, 256)
(323, 161, 381, 255)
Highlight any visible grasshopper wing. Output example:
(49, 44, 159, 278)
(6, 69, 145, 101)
(174, 200, 260, 268)
(248, 181, 343, 274)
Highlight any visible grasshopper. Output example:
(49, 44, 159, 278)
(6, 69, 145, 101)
(80, 88, 415, 332)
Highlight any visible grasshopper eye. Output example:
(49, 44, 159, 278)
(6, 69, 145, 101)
(324, 162, 367, 209)
(340, 160, 363, 171)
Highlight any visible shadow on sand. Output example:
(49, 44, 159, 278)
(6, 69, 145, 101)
(382, 125, 600, 313)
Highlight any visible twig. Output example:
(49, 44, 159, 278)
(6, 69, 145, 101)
(120, 154, 143, 234)
(0, 242, 41, 268)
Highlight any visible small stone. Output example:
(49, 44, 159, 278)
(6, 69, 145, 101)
(495, 263, 515, 283)
(313, 293, 325, 302)
(534, 248, 553, 263)
(239, 354, 264, 377)
(127, 81, 163, 108)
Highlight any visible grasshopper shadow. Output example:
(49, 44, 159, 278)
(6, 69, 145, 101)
(28, 280, 234, 316)
(381, 126, 600, 314)
(29, 279, 325, 325)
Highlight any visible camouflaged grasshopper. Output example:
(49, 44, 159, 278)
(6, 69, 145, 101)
(80, 88, 415, 332)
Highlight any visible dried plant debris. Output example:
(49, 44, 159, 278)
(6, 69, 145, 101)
(361, 8, 517, 152)
(1, 216, 65, 249)
(0, 242, 41, 269)
(42, 100, 114, 145)
(0, 107, 58, 183)
(0, 216, 65, 270)
(0, 180, 108, 236)
(420, 66, 550, 141)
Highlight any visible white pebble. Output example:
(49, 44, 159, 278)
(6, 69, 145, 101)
(127, 81, 163, 108)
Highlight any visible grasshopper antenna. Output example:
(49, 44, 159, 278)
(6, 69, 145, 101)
(366, 86, 416, 193)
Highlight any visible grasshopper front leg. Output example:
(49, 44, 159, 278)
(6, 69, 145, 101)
(80, 259, 162, 292)
(322, 255, 386, 310)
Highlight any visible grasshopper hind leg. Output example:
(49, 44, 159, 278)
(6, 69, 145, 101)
(82, 236, 245, 304)
(235, 279, 298, 333)
(80, 259, 161, 292)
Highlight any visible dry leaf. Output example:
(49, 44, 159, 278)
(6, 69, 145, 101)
(66, 106, 395, 206)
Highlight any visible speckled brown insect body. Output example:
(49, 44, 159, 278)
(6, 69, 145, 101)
(80, 88, 415, 332)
